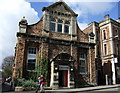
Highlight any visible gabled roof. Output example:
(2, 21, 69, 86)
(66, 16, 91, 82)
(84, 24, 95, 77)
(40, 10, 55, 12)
(42, 0, 78, 17)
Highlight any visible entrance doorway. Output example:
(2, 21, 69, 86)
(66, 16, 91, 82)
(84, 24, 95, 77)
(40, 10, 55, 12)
(59, 70, 68, 87)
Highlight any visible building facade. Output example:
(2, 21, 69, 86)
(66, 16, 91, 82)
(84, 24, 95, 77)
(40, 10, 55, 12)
(12, 1, 97, 88)
(84, 15, 120, 85)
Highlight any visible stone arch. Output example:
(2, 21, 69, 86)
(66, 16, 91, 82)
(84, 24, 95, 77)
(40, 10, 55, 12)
(50, 52, 75, 63)
(50, 53, 75, 88)
(53, 53, 75, 62)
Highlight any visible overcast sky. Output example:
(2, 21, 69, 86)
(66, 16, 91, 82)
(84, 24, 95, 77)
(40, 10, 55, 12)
(0, 0, 119, 68)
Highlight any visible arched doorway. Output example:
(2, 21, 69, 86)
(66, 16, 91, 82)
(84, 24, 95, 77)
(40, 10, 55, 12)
(50, 53, 75, 88)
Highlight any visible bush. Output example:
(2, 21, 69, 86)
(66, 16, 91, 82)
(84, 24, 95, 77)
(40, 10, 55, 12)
(15, 78, 25, 87)
(15, 78, 37, 88)
(23, 79, 37, 88)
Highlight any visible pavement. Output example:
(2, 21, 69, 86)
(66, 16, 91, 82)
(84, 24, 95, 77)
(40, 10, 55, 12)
(45, 84, 120, 92)
(1, 84, 120, 93)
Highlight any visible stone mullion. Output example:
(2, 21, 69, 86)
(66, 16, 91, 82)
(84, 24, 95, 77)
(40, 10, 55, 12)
(56, 19, 58, 32)
(62, 20, 65, 33)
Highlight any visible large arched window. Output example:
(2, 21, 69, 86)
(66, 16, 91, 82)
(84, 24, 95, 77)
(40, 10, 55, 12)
(50, 18, 56, 32)
(58, 20, 63, 33)
(64, 21, 70, 34)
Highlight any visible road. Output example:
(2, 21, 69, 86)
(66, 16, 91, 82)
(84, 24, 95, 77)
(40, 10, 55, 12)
(76, 88, 120, 93)
(2, 88, 120, 93)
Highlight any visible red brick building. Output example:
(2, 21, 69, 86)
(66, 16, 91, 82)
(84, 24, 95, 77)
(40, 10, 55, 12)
(13, 1, 97, 88)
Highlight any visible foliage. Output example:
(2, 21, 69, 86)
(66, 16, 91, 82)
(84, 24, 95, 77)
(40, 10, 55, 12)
(36, 57, 48, 86)
(2, 56, 14, 69)
(2, 56, 14, 78)
(15, 78, 25, 87)
(15, 78, 37, 88)
(75, 80, 88, 88)
(27, 71, 38, 81)
(24, 57, 49, 86)
(2, 67, 12, 78)
(23, 79, 37, 88)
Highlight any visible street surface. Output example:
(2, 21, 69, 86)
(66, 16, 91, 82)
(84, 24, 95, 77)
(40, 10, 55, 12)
(2, 88, 120, 93)
(76, 88, 120, 93)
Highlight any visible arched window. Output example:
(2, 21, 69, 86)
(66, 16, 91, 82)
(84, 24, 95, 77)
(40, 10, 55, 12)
(115, 29, 118, 36)
(104, 44, 107, 55)
(103, 30, 106, 40)
(64, 21, 70, 34)
(50, 18, 56, 32)
(58, 20, 63, 33)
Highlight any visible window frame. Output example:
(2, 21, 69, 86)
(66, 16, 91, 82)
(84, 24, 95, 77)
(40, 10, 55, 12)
(57, 20, 63, 33)
(27, 47, 37, 71)
(64, 21, 70, 34)
(79, 53, 86, 74)
(103, 30, 106, 40)
(50, 18, 56, 32)
(104, 44, 107, 55)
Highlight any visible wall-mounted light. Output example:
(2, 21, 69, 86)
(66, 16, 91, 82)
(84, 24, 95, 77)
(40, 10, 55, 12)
(55, 67, 58, 70)
(70, 68, 73, 71)
(54, 65, 59, 72)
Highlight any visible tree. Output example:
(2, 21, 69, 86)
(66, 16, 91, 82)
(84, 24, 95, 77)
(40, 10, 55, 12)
(2, 56, 14, 78)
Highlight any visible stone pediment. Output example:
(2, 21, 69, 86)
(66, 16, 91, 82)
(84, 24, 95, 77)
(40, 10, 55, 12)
(42, 1, 78, 16)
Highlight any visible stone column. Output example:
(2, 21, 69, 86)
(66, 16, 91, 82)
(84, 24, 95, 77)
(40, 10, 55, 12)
(13, 38, 26, 79)
(43, 11, 50, 36)
(89, 47, 97, 85)
(112, 58, 116, 84)
(69, 69, 75, 88)
(50, 61, 54, 87)
(71, 16, 76, 35)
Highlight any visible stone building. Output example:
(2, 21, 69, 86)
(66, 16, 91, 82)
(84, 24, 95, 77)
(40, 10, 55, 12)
(12, 1, 97, 88)
(84, 15, 120, 85)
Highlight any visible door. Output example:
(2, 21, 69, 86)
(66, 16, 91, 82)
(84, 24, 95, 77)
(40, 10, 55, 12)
(59, 70, 68, 87)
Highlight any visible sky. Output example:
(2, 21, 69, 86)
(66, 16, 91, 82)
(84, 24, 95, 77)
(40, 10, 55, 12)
(0, 0, 119, 68)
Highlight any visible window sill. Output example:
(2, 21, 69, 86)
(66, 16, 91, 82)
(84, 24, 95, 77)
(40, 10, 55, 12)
(50, 31, 76, 36)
